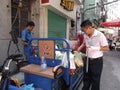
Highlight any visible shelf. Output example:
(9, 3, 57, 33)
(20, 64, 54, 79)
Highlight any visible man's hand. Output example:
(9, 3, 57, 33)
(77, 42, 85, 52)
(88, 46, 100, 51)
(77, 47, 81, 52)
(21, 41, 28, 46)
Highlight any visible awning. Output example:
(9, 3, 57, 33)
(100, 19, 120, 27)
(98, 28, 114, 34)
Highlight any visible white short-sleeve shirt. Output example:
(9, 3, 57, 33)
(84, 29, 108, 58)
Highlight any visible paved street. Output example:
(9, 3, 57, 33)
(101, 51, 120, 90)
(78, 50, 120, 90)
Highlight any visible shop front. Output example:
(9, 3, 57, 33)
(48, 10, 66, 38)
(40, 0, 78, 39)
(19, 1, 83, 90)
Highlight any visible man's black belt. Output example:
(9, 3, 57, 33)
(88, 56, 103, 60)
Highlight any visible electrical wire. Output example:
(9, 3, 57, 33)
(12, 8, 19, 26)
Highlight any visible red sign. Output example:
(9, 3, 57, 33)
(41, 0, 49, 4)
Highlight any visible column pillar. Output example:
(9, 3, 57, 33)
(39, 7, 48, 38)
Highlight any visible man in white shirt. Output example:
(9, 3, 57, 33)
(78, 20, 109, 90)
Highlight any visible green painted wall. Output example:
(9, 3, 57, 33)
(48, 10, 66, 38)
(48, 10, 66, 47)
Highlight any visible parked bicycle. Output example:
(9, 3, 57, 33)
(0, 54, 28, 90)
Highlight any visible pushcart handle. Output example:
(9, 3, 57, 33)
(29, 38, 70, 49)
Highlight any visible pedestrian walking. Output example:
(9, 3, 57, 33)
(21, 21, 35, 60)
(78, 19, 109, 90)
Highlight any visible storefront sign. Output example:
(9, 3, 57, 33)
(60, 0, 74, 11)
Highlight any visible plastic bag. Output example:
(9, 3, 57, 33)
(22, 84, 35, 90)
(61, 52, 76, 75)
(69, 52, 76, 69)
(74, 52, 83, 68)
(61, 52, 68, 68)
(9, 85, 23, 90)
(61, 52, 76, 69)
(69, 52, 76, 75)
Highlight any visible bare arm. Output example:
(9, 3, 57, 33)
(77, 41, 85, 52)
(100, 45, 109, 51)
(21, 41, 28, 46)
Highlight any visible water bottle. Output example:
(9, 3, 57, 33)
(40, 56, 47, 71)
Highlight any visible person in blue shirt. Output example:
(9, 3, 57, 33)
(21, 21, 35, 60)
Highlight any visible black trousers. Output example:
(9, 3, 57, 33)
(82, 57, 103, 90)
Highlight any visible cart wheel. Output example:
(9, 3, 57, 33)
(57, 77, 69, 90)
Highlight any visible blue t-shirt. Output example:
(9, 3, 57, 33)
(21, 29, 32, 59)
